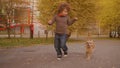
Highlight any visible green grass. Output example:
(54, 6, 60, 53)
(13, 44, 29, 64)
(0, 37, 82, 48)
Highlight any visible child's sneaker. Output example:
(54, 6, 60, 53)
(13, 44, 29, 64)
(64, 55, 68, 57)
(64, 51, 68, 57)
(57, 55, 62, 60)
(57, 58, 61, 60)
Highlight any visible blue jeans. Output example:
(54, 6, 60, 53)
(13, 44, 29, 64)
(54, 33, 68, 56)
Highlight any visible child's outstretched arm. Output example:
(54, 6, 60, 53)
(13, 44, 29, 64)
(67, 16, 78, 26)
(48, 15, 56, 25)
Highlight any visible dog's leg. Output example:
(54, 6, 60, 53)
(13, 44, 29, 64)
(86, 51, 91, 60)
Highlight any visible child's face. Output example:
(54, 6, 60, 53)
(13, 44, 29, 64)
(61, 9, 68, 16)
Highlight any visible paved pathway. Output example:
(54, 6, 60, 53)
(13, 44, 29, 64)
(0, 39, 120, 68)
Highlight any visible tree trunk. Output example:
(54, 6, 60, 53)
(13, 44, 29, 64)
(7, 23, 11, 39)
(14, 26, 16, 38)
(38, 31, 40, 38)
(76, 29, 79, 39)
(109, 25, 112, 38)
(30, 24, 34, 39)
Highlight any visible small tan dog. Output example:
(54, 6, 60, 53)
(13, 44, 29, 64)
(85, 33, 95, 60)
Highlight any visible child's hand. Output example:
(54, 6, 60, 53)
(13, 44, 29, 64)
(74, 17, 78, 21)
(48, 20, 52, 25)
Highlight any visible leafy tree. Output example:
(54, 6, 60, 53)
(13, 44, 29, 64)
(38, 0, 97, 37)
(96, 0, 120, 37)
(0, 0, 30, 38)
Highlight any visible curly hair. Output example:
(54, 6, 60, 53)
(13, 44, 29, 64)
(58, 2, 70, 14)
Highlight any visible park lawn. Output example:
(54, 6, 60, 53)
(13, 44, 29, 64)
(0, 37, 81, 48)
